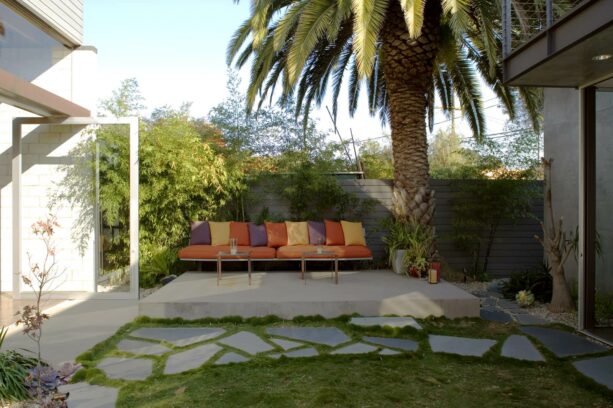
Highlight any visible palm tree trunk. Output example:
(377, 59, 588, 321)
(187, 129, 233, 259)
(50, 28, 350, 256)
(381, 1, 441, 225)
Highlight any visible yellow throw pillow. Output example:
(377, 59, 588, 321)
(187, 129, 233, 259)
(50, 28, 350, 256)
(285, 221, 309, 246)
(209, 221, 230, 246)
(341, 220, 366, 246)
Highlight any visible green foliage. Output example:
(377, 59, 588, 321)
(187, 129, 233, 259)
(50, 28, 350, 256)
(359, 139, 393, 179)
(501, 263, 553, 303)
(0, 328, 38, 403)
(269, 155, 372, 221)
(140, 247, 181, 288)
(381, 218, 436, 274)
(53, 81, 246, 286)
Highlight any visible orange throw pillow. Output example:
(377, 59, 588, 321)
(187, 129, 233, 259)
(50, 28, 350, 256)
(324, 220, 345, 246)
(265, 222, 288, 248)
(230, 222, 250, 246)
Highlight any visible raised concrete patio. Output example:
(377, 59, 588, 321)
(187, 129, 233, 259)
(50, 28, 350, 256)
(139, 270, 479, 320)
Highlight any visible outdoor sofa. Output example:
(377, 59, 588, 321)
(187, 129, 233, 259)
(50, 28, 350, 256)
(178, 220, 373, 263)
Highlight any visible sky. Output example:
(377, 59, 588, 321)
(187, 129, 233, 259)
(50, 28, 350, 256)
(83, 0, 509, 146)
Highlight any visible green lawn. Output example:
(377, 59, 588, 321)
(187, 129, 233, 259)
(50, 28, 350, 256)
(74, 316, 613, 407)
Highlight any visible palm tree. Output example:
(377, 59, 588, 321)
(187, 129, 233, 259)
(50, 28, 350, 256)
(228, 0, 541, 224)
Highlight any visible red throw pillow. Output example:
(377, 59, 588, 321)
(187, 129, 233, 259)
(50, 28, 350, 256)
(230, 222, 250, 246)
(265, 222, 288, 248)
(324, 220, 345, 246)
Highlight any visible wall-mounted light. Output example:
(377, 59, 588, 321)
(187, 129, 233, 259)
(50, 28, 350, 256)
(592, 54, 612, 62)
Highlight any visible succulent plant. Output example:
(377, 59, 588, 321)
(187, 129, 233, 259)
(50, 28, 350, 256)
(516, 290, 535, 307)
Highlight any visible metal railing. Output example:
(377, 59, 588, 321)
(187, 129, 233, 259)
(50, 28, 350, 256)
(503, 0, 586, 57)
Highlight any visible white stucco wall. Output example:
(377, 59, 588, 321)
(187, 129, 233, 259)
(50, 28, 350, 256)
(0, 46, 97, 293)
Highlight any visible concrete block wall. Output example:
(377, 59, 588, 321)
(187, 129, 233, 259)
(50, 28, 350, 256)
(0, 47, 97, 293)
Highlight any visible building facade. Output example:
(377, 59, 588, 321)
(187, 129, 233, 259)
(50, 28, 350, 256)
(0, 0, 97, 294)
(503, 0, 613, 342)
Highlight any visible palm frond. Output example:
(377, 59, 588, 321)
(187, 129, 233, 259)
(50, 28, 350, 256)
(352, 0, 389, 78)
(399, 0, 425, 38)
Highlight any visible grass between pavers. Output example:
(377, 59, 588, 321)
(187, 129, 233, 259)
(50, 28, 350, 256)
(73, 315, 613, 408)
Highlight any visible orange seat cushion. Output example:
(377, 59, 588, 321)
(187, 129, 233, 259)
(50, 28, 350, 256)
(276, 245, 318, 259)
(327, 245, 372, 259)
(265, 222, 288, 248)
(178, 245, 276, 259)
(324, 220, 345, 245)
(230, 222, 250, 246)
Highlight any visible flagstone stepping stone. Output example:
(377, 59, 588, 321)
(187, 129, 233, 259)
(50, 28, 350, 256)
(573, 355, 613, 391)
(429, 335, 496, 357)
(501, 335, 545, 362)
(480, 309, 513, 323)
(215, 352, 250, 365)
(363, 336, 418, 352)
(498, 299, 518, 309)
(514, 314, 551, 326)
(266, 327, 350, 347)
(218, 331, 274, 355)
(130, 327, 225, 347)
(270, 338, 303, 350)
(97, 357, 153, 381)
(331, 342, 378, 355)
(520, 327, 608, 357)
(116, 339, 171, 356)
(270, 347, 319, 359)
(379, 348, 402, 356)
(164, 343, 222, 375)
(349, 316, 423, 330)
(481, 298, 497, 308)
(58, 382, 118, 408)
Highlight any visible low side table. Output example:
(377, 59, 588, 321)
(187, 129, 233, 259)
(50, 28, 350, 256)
(301, 250, 339, 284)
(217, 251, 252, 286)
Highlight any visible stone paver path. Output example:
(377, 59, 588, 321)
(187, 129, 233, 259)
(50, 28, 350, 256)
(215, 352, 250, 365)
(130, 327, 225, 347)
(514, 314, 550, 325)
(349, 316, 423, 330)
(97, 357, 153, 381)
(379, 348, 402, 355)
(266, 327, 350, 347)
(501, 335, 545, 362)
(271, 347, 319, 359)
(480, 309, 513, 323)
(363, 336, 418, 352)
(573, 355, 613, 391)
(218, 331, 274, 355)
(270, 338, 303, 350)
(429, 335, 496, 357)
(59, 382, 118, 408)
(331, 342, 378, 355)
(520, 327, 608, 357)
(116, 339, 171, 356)
(164, 343, 223, 374)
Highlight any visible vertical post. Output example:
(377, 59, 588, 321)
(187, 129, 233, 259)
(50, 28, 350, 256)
(579, 87, 596, 330)
(129, 117, 139, 299)
(546, 0, 553, 27)
(93, 137, 100, 293)
(11, 120, 23, 298)
(503, 0, 512, 57)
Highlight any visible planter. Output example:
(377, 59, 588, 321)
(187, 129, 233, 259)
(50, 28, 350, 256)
(391, 249, 407, 275)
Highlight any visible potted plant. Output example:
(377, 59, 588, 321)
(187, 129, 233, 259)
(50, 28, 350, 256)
(382, 218, 435, 276)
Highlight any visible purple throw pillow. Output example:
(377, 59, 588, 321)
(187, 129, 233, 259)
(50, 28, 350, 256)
(190, 221, 211, 245)
(308, 221, 326, 245)
(249, 223, 268, 247)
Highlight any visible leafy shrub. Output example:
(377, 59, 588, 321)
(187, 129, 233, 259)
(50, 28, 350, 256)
(501, 263, 552, 303)
(140, 247, 184, 288)
(0, 327, 38, 403)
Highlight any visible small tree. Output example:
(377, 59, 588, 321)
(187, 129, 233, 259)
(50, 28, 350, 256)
(16, 216, 61, 404)
(534, 158, 575, 312)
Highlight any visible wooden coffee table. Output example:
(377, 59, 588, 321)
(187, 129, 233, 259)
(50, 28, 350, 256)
(301, 250, 339, 284)
(216, 251, 252, 286)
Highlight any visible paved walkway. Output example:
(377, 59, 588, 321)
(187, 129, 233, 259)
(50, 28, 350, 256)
(63, 316, 612, 407)
(3, 299, 138, 366)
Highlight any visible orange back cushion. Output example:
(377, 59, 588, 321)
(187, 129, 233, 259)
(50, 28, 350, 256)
(324, 220, 345, 246)
(265, 222, 288, 248)
(230, 222, 250, 246)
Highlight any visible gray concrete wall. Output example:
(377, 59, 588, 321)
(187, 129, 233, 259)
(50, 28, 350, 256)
(248, 178, 544, 278)
(543, 88, 580, 282)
